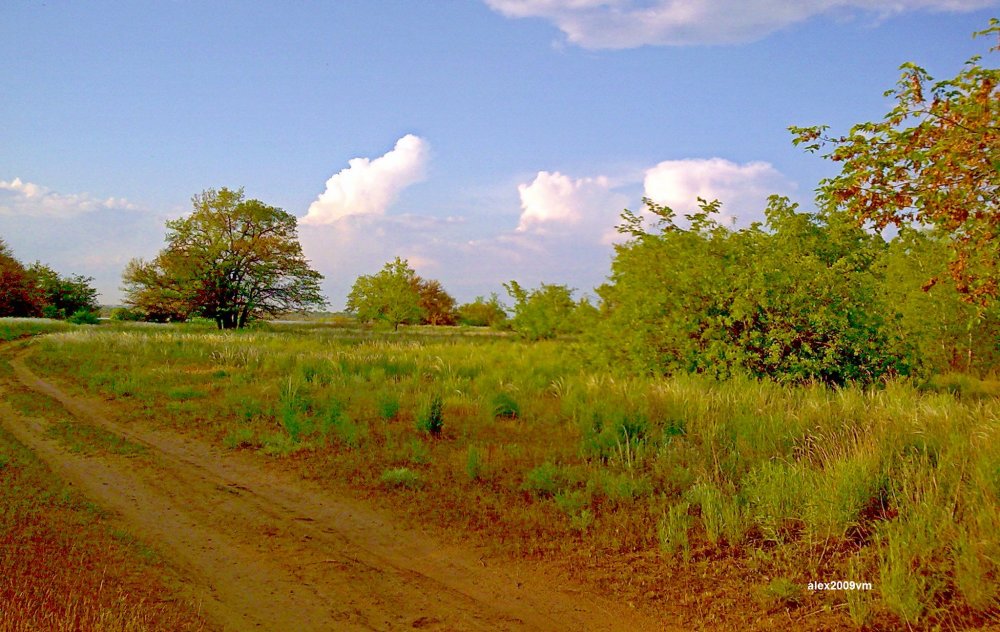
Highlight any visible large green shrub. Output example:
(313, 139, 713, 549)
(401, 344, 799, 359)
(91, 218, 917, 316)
(593, 197, 913, 385)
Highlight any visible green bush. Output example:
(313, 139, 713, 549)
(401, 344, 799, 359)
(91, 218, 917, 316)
(67, 309, 100, 325)
(522, 461, 564, 497)
(593, 197, 914, 385)
(109, 307, 143, 321)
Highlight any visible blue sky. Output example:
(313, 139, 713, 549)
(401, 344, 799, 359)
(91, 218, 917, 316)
(2, 1, 997, 308)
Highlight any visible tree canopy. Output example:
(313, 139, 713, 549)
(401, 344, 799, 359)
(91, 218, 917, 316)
(791, 20, 1000, 304)
(0, 239, 44, 318)
(504, 281, 586, 340)
(122, 188, 325, 329)
(413, 278, 458, 326)
(29, 262, 98, 320)
(457, 294, 508, 328)
(346, 257, 424, 330)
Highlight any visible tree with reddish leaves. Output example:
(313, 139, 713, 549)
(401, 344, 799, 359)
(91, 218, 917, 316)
(413, 278, 457, 326)
(0, 238, 44, 318)
(792, 20, 999, 305)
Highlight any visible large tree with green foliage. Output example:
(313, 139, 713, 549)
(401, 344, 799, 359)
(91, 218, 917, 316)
(792, 20, 999, 304)
(346, 257, 424, 330)
(122, 188, 325, 329)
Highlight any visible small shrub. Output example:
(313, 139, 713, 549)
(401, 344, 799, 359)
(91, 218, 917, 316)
(554, 488, 589, 516)
(377, 393, 400, 420)
(581, 411, 650, 467)
(43, 305, 66, 320)
(261, 432, 304, 457)
(591, 471, 652, 503)
(320, 402, 365, 449)
(522, 461, 563, 497)
(380, 467, 421, 489)
(491, 392, 520, 419)
(67, 309, 100, 325)
(759, 577, 804, 607)
(416, 395, 444, 436)
(109, 307, 142, 321)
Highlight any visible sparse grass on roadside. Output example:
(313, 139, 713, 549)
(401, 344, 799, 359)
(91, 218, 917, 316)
(0, 417, 208, 631)
(45, 420, 147, 457)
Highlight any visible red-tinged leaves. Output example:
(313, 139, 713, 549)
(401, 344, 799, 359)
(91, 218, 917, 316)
(792, 22, 1000, 305)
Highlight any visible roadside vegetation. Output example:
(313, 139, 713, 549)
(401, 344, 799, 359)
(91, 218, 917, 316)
(25, 322, 1000, 629)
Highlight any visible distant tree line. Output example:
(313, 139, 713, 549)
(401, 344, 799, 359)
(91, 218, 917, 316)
(0, 238, 99, 324)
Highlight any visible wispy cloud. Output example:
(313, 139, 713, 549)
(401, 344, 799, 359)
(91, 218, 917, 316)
(485, 0, 998, 48)
(301, 134, 429, 225)
(0, 177, 138, 218)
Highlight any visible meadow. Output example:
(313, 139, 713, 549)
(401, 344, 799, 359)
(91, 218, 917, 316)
(18, 319, 1000, 629)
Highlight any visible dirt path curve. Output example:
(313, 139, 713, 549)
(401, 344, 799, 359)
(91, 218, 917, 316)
(1, 345, 669, 631)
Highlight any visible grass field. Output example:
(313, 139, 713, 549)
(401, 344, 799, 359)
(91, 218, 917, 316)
(19, 319, 1000, 629)
(0, 331, 210, 632)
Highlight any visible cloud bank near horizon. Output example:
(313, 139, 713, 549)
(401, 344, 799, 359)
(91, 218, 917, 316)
(0, 177, 138, 218)
(484, 0, 998, 48)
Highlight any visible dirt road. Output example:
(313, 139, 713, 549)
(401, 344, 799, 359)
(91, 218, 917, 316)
(0, 344, 667, 631)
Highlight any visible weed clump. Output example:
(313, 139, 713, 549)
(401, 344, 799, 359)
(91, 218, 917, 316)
(491, 392, 520, 419)
(416, 395, 444, 436)
(377, 392, 400, 420)
(465, 445, 484, 481)
(522, 461, 564, 497)
(658, 501, 692, 561)
(380, 467, 421, 489)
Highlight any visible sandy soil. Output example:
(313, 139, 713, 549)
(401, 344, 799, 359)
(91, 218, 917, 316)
(0, 345, 670, 631)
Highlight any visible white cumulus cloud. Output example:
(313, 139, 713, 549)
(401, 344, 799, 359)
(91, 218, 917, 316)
(643, 158, 792, 226)
(516, 170, 628, 240)
(485, 0, 998, 47)
(302, 134, 429, 225)
(0, 177, 137, 218)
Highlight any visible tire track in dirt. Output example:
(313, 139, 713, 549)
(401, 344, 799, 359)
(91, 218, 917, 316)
(2, 346, 669, 631)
